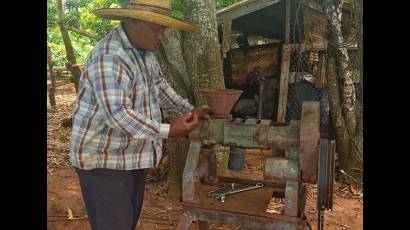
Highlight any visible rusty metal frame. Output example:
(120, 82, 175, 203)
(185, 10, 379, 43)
(178, 204, 310, 230)
(179, 101, 320, 229)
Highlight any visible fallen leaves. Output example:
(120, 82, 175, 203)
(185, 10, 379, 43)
(266, 197, 285, 214)
(47, 100, 73, 175)
(335, 183, 363, 200)
(67, 208, 74, 220)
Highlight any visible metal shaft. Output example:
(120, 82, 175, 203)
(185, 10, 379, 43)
(217, 183, 264, 202)
(318, 210, 324, 230)
(226, 183, 264, 194)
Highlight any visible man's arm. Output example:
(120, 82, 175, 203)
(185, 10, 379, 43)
(156, 74, 214, 120)
(155, 70, 194, 115)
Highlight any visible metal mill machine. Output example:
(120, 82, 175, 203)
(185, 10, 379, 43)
(177, 89, 335, 230)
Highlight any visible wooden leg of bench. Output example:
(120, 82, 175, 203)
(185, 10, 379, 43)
(197, 220, 208, 230)
(176, 214, 193, 230)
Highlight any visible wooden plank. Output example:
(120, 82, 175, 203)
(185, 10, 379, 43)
(276, 44, 292, 122)
(315, 53, 327, 88)
(51, 66, 67, 72)
(289, 41, 327, 52)
(48, 65, 84, 74)
(47, 79, 72, 90)
(216, 0, 282, 25)
(221, 21, 232, 59)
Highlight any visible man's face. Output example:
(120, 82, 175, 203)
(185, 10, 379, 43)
(125, 20, 166, 52)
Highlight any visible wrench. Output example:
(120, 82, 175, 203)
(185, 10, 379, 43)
(217, 183, 264, 202)
(208, 183, 235, 197)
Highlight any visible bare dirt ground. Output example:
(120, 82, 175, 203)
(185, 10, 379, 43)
(47, 82, 363, 230)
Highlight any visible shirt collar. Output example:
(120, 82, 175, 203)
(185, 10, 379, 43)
(116, 23, 152, 61)
(117, 23, 134, 50)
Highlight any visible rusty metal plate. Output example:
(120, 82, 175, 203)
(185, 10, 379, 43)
(182, 141, 202, 203)
(180, 205, 306, 230)
(284, 181, 299, 217)
(224, 123, 267, 148)
(299, 101, 320, 184)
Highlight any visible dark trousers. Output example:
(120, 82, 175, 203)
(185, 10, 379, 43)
(74, 167, 146, 230)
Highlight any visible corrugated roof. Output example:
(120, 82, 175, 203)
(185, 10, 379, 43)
(216, 0, 286, 40)
(216, 0, 282, 25)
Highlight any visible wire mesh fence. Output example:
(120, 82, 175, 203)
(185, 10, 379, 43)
(285, 49, 360, 129)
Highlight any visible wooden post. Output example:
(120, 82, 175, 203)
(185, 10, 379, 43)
(315, 53, 327, 89)
(276, 0, 292, 122)
(277, 44, 292, 122)
(221, 21, 232, 59)
(47, 45, 57, 109)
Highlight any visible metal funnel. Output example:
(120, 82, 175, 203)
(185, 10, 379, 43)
(200, 89, 243, 117)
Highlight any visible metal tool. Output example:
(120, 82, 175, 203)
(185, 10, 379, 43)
(208, 183, 235, 197)
(216, 183, 264, 202)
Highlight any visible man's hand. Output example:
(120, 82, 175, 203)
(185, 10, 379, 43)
(192, 106, 212, 120)
(168, 112, 199, 138)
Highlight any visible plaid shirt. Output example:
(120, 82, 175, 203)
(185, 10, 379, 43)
(70, 24, 193, 170)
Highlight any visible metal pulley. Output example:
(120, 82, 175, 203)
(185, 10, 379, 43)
(317, 139, 336, 230)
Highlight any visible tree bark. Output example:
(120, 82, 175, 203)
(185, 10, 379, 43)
(324, 0, 356, 134)
(351, 0, 363, 183)
(327, 55, 350, 171)
(357, 0, 363, 100)
(156, 31, 191, 201)
(183, 0, 226, 106)
(55, 0, 82, 93)
(324, 0, 363, 184)
(67, 26, 102, 41)
(161, 0, 227, 201)
(47, 45, 57, 109)
(161, 28, 194, 103)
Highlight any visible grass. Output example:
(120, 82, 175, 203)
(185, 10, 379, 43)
(58, 130, 69, 142)
(47, 104, 56, 113)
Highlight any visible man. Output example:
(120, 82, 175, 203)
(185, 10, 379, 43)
(70, 1, 207, 229)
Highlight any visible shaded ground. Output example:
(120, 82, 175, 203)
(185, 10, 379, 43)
(47, 83, 362, 230)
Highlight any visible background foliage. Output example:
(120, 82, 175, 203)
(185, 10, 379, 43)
(47, 0, 240, 66)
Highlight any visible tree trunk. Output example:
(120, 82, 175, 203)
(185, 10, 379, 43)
(356, 0, 363, 100)
(324, 0, 363, 184)
(55, 0, 82, 93)
(47, 45, 57, 109)
(161, 0, 227, 201)
(183, 0, 225, 106)
(325, 0, 356, 133)
(156, 28, 192, 201)
(161, 28, 195, 103)
(67, 26, 102, 41)
(327, 55, 350, 171)
(351, 0, 363, 183)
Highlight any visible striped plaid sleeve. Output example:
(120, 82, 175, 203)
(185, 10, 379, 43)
(88, 54, 163, 140)
(155, 71, 194, 115)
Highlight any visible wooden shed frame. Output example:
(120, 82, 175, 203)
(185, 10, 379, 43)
(216, 0, 356, 122)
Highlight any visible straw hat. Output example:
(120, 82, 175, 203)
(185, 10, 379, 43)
(94, 0, 198, 32)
